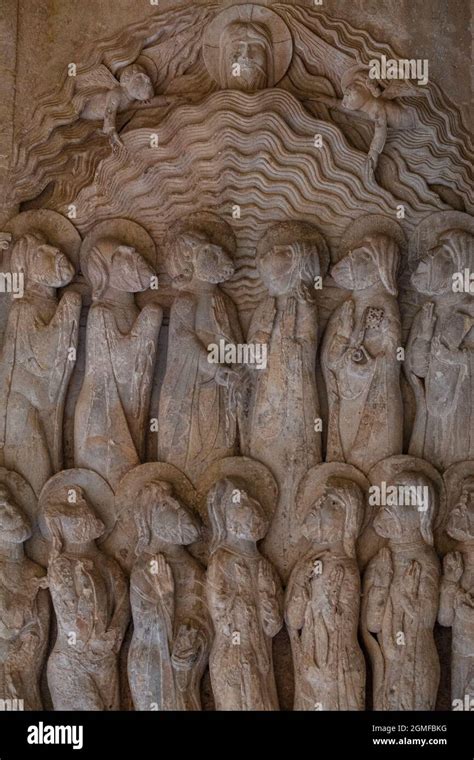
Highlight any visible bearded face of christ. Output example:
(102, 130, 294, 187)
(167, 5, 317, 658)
(219, 21, 272, 92)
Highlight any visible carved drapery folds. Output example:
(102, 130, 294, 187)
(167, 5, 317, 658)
(0, 1, 473, 712)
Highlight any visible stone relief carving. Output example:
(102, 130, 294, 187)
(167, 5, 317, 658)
(39, 469, 129, 710)
(0, 211, 81, 497)
(198, 457, 282, 710)
(157, 215, 246, 485)
(0, 0, 473, 715)
(362, 455, 443, 710)
(0, 472, 49, 710)
(323, 215, 405, 474)
(439, 461, 474, 708)
(202, 4, 293, 92)
(115, 463, 211, 711)
(286, 462, 367, 710)
(245, 221, 328, 579)
(405, 212, 474, 470)
(74, 219, 162, 489)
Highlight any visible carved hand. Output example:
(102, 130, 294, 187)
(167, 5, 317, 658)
(419, 302, 436, 340)
(374, 547, 393, 588)
(443, 551, 463, 583)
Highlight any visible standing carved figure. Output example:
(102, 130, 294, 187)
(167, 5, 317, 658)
(406, 214, 474, 470)
(74, 220, 162, 489)
(40, 477, 129, 711)
(0, 211, 81, 496)
(158, 217, 245, 484)
(285, 468, 366, 710)
(439, 464, 474, 707)
(247, 221, 328, 579)
(128, 476, 211, 711)
(206, 476, 283, 710)
(362, 461, 441, 710)
(322, 216, 404, 474)
(0, 482, 49, 710)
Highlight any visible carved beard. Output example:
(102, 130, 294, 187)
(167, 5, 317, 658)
(230, 62, 267, 92)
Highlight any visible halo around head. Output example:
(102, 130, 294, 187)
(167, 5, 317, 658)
(297, 461, 369, 522)
(0, 467, 45, 564)
(368, 454, 446, 543)
(203, 4, 293, 88)
(196, 456, 278, 524)
(166, 211, 237, 259)
(408, 211, 474, 267)
(257, 220, 330, 277)
(80, 218, 157, 277)
(338, 214, 407, 263)
(4, 210, 81, 271)
(442, 460, 474, 550)
(38, 468, 115, 542)
(114, 462, 197, 519)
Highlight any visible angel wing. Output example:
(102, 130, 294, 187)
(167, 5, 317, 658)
(74, 64, 119, 96)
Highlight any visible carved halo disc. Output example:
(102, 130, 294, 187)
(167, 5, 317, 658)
(4, 210, 82, 271)
(338, 213, 407, 262)
(408, 210, 474, 267)
(195, 455, 278, 524)
(38, 468, 116, 542)
(80, 218, 157, 276)
(202, 3, 293, 88)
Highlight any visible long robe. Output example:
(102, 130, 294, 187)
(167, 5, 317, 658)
(128, 550, 210, 711)
(75, 302, 161, 489)
(322, 292, 402, 474)
(158, 290, 243, 484)
(286, 551, 365, 710)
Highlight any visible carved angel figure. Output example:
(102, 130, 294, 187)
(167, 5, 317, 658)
(439, 476, 474, 706)
(406, 229, 474, 470)
(312, 64, 423, 172)
(74, 232, 162, 489)
(42, 485, 129, 711)
(361, 471, 440, 710)
(158, 222, 245, 484)
(322, 228, 403, 474)
(0, 219, 80, 496)
(0, 484, 49, 710)
(206, 477, 283, 710)
(128, 479, 211, 711)
(285, 476, 365, 710)
(247, 222, 326, 578)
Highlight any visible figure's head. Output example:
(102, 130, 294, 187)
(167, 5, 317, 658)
(373, 471, 436, 545)
(257, 223, 325, 300)
(168, 228, 235, 289)
(119, 64, 154, 101)
(331, 233, 399, 294)
(84, 237, 155, 298)
(447, 477, 474, 543)
(341, 67, 381, 111)
(134, 480, 201, 553)
(0, 484, 31, 544)
(11, 231, 75, 288)
(411, 230, 474, 296)
(302, 477, 363, 558)
(42, 485, 105, 552)
(219, 20, 272, 91)
(207, 477, 268, 550)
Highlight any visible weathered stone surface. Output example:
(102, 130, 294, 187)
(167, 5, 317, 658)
(0, 0, 472, 712)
